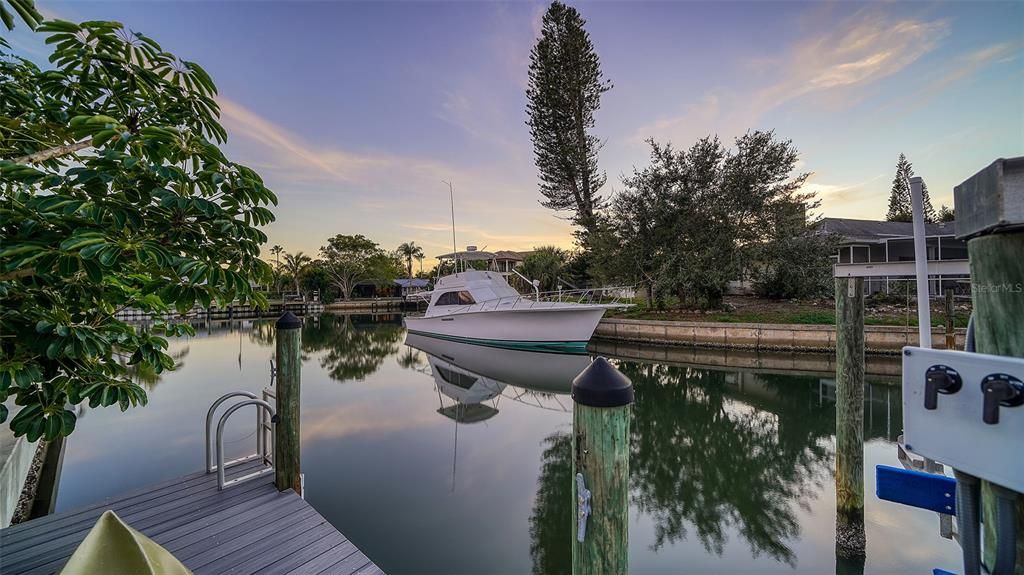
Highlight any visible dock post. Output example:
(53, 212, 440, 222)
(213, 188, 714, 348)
(571, 357, 633, 575)
(835, 276, 865, 561)
(945, 288, 956, 350)
(275, 311, 302, 495)
(954, 157, 1024, 572)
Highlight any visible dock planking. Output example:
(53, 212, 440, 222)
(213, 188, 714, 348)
(0, 461, 384, 575)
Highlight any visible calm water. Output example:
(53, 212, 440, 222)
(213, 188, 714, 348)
(55, 313, 961, 574)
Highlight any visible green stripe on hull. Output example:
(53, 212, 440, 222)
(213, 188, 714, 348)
(406, 330, 589, 354)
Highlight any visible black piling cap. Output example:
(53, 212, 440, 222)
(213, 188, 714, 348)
(276, 311, 302, 330)
(572, 357, 633, 407)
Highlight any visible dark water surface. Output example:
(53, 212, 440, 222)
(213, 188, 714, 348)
(56, 314, 960, 574)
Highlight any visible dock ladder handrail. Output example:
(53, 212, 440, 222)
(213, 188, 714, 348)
(205, 391, 277, 490)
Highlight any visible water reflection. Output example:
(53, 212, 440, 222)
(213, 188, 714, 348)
(403, 333, 591, 419)
(625, 365, 832, 565)
(302, 314, 404, 381)
(66, 316, 939, 574)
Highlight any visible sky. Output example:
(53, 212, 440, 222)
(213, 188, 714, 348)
(6, 1, 1023, 263)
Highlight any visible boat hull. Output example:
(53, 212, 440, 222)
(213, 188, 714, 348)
(403, 307, 607, 352)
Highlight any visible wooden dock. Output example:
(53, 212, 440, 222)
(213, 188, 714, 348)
(0, 460, 384, 574)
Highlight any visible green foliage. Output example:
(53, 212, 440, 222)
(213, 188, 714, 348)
(280, 251, 311, 296)
(607, 131, 814, 309)
(319, 234, 402, 299)
(298, 259, 334, 303)
(0, 0, 41, 31)
(0, 19, 276, 439)
(886, 153, 936, 223)
(937, 204, 955, 222)
(519, 246, 567, 292)
(752, 207, 839, 299)
(396, 241, 423, 279)
(526, 1, 611, 242)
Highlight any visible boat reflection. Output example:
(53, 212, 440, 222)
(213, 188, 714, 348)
(403, 333, 593, 422)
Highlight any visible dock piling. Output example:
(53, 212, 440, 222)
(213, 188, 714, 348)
(835, 276, 866, 560)
(954, 157, 1024, 572)
(275, 311, 302, 495)
(571, 357, 633, 575)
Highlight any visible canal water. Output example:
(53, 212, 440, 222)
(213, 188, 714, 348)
(55, 314, 961, 574)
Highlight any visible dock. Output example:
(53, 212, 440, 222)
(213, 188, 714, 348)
(0, 460, 384, 575)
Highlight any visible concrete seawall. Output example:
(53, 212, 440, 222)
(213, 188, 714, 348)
(595, 317, 965, 354)
(589, 339, 903, 382)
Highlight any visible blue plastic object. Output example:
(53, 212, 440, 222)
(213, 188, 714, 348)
(933, 570, 958, 575)
(876, 465, 957, 515)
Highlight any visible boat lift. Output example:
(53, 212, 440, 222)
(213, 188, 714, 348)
(869, 173, 1023, 575)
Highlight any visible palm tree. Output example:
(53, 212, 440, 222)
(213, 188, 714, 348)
(397, 242, 423, 278)
(269, 245, 284, 293)
(415, 253, 426, 276)
(282, 251, 312, 298)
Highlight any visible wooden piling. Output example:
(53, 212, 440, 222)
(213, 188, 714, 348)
(835, 276, 866, 559)
(954, 157, 1024, 572)
(571, 357, 633, 575)
(275, 311, 302, 495)
(969, 233, 1024, 572)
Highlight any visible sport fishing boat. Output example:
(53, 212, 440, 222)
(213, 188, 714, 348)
(403, 247, 630, 352)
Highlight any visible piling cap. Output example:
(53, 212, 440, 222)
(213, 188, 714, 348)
(276, 311, 302, 330)
(571, 357, 634, 407)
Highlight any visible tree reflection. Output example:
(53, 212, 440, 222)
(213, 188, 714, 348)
(624, 363, 832, 564)
(301, 314, 404, 381)
(529, 430, 572, 575)
(528, 363, 835, 573)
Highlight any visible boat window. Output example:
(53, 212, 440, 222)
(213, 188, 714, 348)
(435, 366, 477, 389)
(435, 291, 476, 306)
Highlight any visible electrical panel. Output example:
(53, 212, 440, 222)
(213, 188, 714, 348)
(902, 346, 1024, 493)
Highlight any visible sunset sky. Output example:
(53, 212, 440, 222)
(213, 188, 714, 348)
(8, 1, 1022, 261)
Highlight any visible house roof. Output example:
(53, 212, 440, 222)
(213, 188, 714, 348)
(394, 278, 429, 288)
(818, 217, 956, 244)
(493, 250, 526, 262)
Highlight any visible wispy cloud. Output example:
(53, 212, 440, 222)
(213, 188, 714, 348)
(218, 97, 570, 256)
(633, 11, 949, 145)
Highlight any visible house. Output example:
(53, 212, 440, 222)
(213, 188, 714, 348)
(493, 250, 527, 272)
(394, 278, 429, 297)
(818, 217, 969, 295)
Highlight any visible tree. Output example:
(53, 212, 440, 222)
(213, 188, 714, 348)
(886, 153, 936, 223)
(752, 202, 838, 299)
(526, 1, 611, 244)
(270, 244, 283, 268)
(414, 252, 426, 276)
(396, 241, 423, 278)
(0, 18, 277, 440)
(1, 0, 40, 31)
(319, 234, 401, 299)
(520, 246, 567, 292)
(608, 131, 812, 308)
(281, 251, 311, 297)
(937, 204, 955, 222)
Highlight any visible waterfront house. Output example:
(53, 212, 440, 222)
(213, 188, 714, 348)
(819, 217, 969, 295)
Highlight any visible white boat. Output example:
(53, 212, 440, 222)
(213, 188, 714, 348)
(403, 248, 629, 352)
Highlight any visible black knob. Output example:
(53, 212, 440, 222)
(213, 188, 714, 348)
(924, 365, 962, 410)
(981, 374, 1024, 425)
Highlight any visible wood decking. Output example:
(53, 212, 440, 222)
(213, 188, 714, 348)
(0, 461, 384, 574)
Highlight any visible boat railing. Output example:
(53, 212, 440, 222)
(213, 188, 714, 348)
(425, 287, 634, 316)
(527, 286, 635, 306)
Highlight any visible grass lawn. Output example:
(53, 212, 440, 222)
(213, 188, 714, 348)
(607, 295, 971, 328)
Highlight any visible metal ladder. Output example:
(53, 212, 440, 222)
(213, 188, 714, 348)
(205, 390, 277, 490)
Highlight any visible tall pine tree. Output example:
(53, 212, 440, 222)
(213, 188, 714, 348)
(526, 1, 611, 244)
(886, 153, 936, 223)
